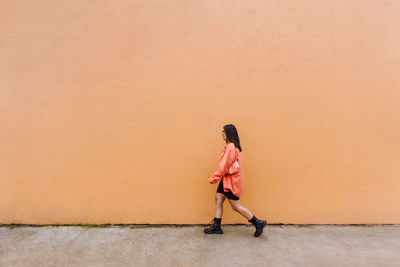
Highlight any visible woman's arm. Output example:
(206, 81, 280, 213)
(208, 144, 236, 184)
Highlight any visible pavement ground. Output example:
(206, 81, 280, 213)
(1, 224, 399, 267)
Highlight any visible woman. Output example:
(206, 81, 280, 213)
(204, 124, 267, 237)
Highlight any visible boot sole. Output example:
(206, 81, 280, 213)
(204, 230, 223, 234)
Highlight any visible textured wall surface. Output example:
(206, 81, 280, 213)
(1, 0, 399, 224)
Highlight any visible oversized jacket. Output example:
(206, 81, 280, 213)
(208, 142, 244, 197)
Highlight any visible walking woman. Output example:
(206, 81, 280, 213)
(204, 124, 267, 237)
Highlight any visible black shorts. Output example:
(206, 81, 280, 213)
(217, 179, 240, 200)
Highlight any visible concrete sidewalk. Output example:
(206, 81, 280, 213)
(1, 224, 399, 267)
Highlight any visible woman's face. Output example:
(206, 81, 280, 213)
(222, 129, 227, 142)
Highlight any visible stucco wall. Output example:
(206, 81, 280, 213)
(1, 0, 399, 224)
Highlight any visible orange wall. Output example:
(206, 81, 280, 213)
(1, 0, 400, 224)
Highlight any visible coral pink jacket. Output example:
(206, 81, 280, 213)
(208, 142, 244, 197)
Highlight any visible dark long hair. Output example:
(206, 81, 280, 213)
(223, 124, 242, 152)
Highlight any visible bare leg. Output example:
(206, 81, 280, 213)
(215, 193, 227, 218)
(228, 199, 254, 220)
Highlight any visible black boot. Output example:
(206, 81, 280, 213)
(204, 217, 223, 234)
(248, 215, 267, 237)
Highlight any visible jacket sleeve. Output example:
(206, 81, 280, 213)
(208, 144, 236, 184)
